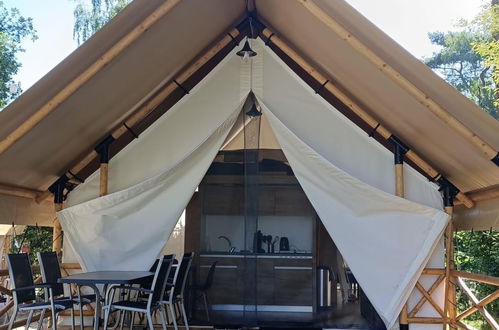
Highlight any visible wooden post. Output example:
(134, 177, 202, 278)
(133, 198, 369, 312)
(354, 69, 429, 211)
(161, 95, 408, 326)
(0, 0, 182, 157)
(392, 137, 409, 330)
(95, 136, 114, 197)
(258, 26, 475, 209)
(442, 181, 457, 329)
(48, 176, 68, 254)
(296, 0, 498, 164)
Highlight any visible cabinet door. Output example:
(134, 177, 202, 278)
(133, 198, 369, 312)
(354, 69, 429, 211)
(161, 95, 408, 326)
(199, 262, 242, 304)
(273, 264, 313, 306)
(256, 259, 274, 305)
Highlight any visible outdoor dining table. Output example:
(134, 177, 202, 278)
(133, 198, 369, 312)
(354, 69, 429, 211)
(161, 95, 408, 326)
(58, 271, 154, 330)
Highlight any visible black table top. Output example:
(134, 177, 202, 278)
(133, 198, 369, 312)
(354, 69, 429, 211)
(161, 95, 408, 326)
(58, 271, 154, 285)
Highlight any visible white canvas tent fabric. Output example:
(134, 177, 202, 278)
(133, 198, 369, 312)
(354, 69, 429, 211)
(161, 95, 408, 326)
(60, 40, 449, 328)
(262, 102, 448, 328)
(59, 50, 246, 271)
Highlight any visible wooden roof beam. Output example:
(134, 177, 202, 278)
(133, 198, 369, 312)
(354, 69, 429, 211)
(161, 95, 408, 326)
(0, 0, 183, 157)
(256, 21, 474, 208)
(0, 183, 50, 201)
(454, 185, 499, 206)
(296, 0, 499, 166)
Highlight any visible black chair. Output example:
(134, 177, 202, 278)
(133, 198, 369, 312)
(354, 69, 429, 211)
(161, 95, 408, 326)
(102, 254, 175, 330)
(7, 253, 74, 330)
(37, 252, 96, 330)
(193, 261, 217, 321)
(161, 252, 194, 330)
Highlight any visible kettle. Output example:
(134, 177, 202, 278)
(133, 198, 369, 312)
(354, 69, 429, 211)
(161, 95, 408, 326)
(279, 237, 290, 251)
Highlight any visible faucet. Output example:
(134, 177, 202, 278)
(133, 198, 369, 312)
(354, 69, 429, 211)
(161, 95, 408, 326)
(218, 236, 235, 253)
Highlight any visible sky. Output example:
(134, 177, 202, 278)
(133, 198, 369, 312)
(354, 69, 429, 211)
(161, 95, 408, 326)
(3, 0, 488, 93)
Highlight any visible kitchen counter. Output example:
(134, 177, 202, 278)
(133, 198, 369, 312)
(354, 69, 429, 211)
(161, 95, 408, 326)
(200, 252, 312, 259)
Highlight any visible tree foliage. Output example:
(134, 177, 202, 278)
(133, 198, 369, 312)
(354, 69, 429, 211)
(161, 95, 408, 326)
(454, 230, 498, 328)
(11, 226, 54, 265)
(72, 0, 131, 45)
(0, 2, 37, 108)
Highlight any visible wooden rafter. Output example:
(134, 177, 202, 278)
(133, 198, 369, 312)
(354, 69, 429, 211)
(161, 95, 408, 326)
(454, 185, 499, 206)
(0, 184, 44, 200)
(0, 0, 182, 157)
(257, 25, 475, 208)
(296, 0, 498, 163)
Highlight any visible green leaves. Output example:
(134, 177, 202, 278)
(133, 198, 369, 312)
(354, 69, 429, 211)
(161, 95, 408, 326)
(0, 1, 37, 108)
(72, 0, 130, 45)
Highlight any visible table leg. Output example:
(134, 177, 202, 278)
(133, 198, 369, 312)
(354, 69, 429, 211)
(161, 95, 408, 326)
(84, 283, 101, 330)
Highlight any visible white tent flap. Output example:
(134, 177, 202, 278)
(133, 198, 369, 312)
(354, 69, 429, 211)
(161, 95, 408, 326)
(59, 49, 248, 271)
(261, 101, 449, 328)
(58, 105, 241, 272)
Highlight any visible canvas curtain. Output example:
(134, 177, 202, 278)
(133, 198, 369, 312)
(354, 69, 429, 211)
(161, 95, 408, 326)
(59, 50, 246, 271)
(255, 41, 449, 328)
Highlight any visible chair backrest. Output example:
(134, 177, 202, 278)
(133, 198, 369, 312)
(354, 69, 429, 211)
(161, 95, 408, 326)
(204, 261, 218, 290)
(149, 254, 174, 306)
(37, 252, 64, 297)
(172, 252, 194, 298)
(7, 253, 35, 304)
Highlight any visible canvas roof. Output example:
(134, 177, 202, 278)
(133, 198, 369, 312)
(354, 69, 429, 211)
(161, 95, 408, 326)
(0, 0, 497, 226)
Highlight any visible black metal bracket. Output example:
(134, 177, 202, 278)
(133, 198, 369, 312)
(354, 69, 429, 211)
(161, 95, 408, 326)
(123, 122, 139, 139)
(173, 80, 190, 95)
(264, 33, 275, 46)
(315, 80, 329, 94)
(438, 177, 459, 207)
(227, 32, 240, 47)
(389, 135, 410, 164)
(492, 152, 499, 166)
(48, 175, 69, 204)
(368, 123, 381, 137)
(95, 135, 115, 164)
(67, 170, 85, 183)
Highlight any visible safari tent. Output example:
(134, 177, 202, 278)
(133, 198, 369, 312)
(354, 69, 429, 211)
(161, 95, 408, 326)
(0, 0, 497, 329)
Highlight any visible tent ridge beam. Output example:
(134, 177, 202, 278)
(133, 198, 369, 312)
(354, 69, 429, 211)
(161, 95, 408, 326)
(39, 21, 248, 200)
(0, 0, 183, 157)
(255, 20, 475, 208)
(296, 0, 498, 165)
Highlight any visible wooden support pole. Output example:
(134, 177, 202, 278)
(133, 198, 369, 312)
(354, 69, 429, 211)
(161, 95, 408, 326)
(0, 0, 182, 157)
(296, 0, 498, 164)
(442, 181, 457, 330)
(393, 137, 409, 329)
(53, 202, 63, 254)
(258, 27, 474, 209)
(48, 176, 68, 254)
(95, 135, 114, 197)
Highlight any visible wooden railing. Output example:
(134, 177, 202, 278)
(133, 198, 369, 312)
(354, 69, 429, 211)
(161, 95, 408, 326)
(408, 268, 499, 329)
(0, 263, 82, 329)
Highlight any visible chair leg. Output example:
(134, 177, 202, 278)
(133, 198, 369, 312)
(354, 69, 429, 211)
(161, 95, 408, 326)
(180, 300, 189, 330)
(77, 286, 84, 330)
(202, 292, 210, 321)
(159, 307, 167, 330)
(71, 307, 75, 330)
(130, 311, 136, 330)
(119, 310, 125, 330)
(146, 311, 154, 330)
(25, 309, 34, 330)
(103, 306, 111, 330)
(37, 309, 46, 330)
(8, 308, 18, 330)
(168, 304, 178, 330)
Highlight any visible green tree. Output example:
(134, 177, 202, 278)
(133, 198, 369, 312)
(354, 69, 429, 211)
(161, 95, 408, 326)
(424, 30, 498, 119)
(0, 2, 37, 108)
(72, 0, 131, 45)
(11, 226, 54, 265)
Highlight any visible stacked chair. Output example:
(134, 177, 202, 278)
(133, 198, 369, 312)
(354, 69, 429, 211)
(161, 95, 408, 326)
(6, 253, 74, 330)
(37, 252, 97, 330)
